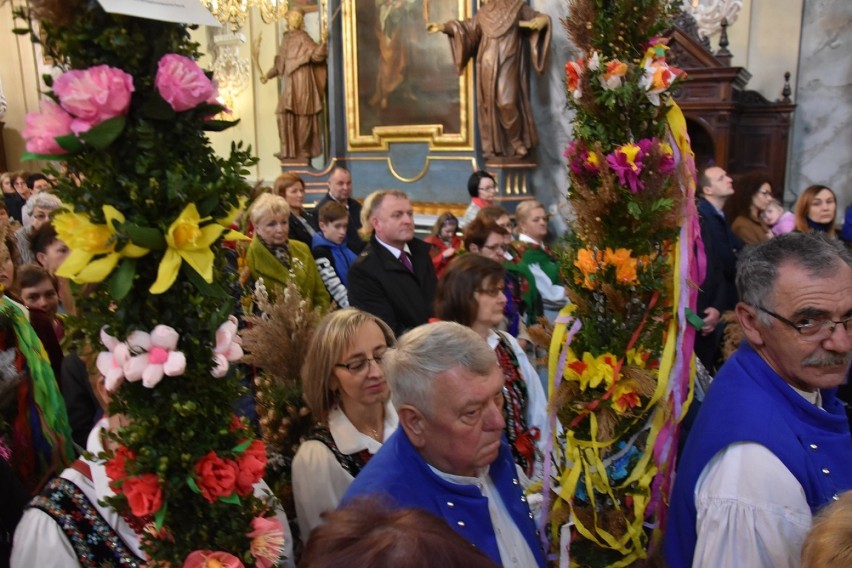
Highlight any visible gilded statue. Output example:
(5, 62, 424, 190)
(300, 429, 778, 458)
(427, 0, 551, 160)
(261, 8, 328, 160)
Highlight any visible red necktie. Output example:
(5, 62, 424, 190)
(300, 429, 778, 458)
(399, 250, 413, 272)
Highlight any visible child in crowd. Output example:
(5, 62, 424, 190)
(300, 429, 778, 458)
(761, 198, 796, 236)
(424, 212, 462, 277)
(311, 201, 357, 308)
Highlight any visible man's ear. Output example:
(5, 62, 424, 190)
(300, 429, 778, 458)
(735, 302, 766, 347)
(398, 405, 426, 449)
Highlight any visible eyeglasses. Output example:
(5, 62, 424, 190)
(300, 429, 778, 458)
(758, 189, 772, 196)
(482, 243, 506, 252)
(477, 285, 505, 297)
(335, 353, 386, 374)
(757, 306, 852, 340)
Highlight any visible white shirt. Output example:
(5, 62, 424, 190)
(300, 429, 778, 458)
(12, 419, 295, 567)
(692, 384, 822, 568)
(374, 235, 411, 261)
(517, 234, 568, 306)
(291, 402, 398, 542)
(432, 466, 539, 568)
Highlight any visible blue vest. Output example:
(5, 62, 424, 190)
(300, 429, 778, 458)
(665, 343, 852, 566)
(342, 429, 546, 567)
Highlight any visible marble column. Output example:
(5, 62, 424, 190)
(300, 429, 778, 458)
(788, 0, 852, 224)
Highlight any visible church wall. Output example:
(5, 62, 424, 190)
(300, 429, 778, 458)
(788, 0, 851, 220)
(2, 1, 845, 222)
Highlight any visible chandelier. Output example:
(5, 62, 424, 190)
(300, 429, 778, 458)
(202, 0, 289, 32)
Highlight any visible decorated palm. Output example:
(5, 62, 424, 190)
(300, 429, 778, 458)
(15, 1, 286, 565)
(543, 1, 701, 566)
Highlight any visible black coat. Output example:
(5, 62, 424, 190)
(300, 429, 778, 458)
(315, 194, 364, 253)
(697, 198, 742, 315)
(348, 236, 437, 337)
(288, 210, 317, 247)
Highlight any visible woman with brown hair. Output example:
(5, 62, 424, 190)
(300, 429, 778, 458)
(724, 172, 774, 244)
(434, 254, 547, 478)
(794, 184, 838, 237)
(272, 172, 317, 246)
(291, 308, 397, 542)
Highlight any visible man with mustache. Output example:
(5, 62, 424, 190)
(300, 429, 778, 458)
(342, 322, 545, 567)
(666, 232, 852, 567)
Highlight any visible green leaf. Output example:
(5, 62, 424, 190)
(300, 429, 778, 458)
(231, 439, 252, 454)
(202, 119, 240, 132)
(141, 94, 176, 121)
(125, 224, 166, 250)
(219, 493, 241, 505)
(79, 116, 126, 150)
(153, 502, 167, 531)
(20, 150, 71, 162)
(109, 258, 136, 300)
(184, 264, 229, 299)
(194, 103, 225, 116)
(186, 475, 201, 494)
(627, 201, 642, 219)
(195, 194, 219, 218)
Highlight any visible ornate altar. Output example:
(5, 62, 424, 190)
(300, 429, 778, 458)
(667, 17, 796, 194)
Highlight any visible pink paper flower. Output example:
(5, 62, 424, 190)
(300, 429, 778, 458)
(53, 65, 134, 134)
(23, 99, 74, 155)
(606, 142, 644, 193)
(183, 550, 244, 568)
(123, 325, 187, 388)
(155, 54, 217, 112)
(96, 327, 131, 392)
(211, 315, 243, 378)
(248, 516, 286, 568)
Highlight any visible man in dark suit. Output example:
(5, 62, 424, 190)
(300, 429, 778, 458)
(696, 164, 743, 371)
(348, 190, 437, 336)
(315, 167, 364, 253)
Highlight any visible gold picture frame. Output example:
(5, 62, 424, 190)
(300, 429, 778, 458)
(342, 0, 473, 151)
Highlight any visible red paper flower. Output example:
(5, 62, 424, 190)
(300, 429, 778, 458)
(123, 474, 163, 517)
(105, 445, 136, 490)
(194, 451, 238, 503)
(235, 440, 267, 497)
(183, 550, 244, 568)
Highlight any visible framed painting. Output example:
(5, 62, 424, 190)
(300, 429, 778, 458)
(342, 0, 473, 151)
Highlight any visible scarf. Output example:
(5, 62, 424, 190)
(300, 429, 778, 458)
(311, 233, 357, 285)
(806, 217, 834, 233)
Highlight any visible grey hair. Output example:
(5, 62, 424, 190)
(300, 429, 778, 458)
(384, 322, 497, 416)
(737, 232, 852, 323)
(24, 192, 63, 216)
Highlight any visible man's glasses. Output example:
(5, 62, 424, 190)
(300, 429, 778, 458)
(757, 306, 852, 341)
(335, 353, 386, 374)
(482, 243, 506, 252)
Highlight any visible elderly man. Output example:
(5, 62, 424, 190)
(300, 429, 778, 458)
(342, 322, 545, 567)
(348, 190, 436, 336)
(315, 167, 363, 253)
(666, 232, 852, 567)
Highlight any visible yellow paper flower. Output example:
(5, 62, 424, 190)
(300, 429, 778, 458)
(565, 351, 617, 391)
(612, 382, 641, 414)
(217, 196, 250, 242)
(150, 203, 226, 294)
(55, 206, 149, 283)
(620, 143, 642, 172)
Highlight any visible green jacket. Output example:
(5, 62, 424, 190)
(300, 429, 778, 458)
(246, 237, 330, 311)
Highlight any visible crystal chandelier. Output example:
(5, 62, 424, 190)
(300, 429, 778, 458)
(202, 0, 289, 32)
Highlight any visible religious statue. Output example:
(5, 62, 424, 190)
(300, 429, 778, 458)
(261, 8, 328, 160)
(427, 0, 551, 160)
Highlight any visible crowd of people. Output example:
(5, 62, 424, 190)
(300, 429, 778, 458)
(1, 162, 851, 567)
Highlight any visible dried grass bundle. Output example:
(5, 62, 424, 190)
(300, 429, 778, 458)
(619, 366, 658, 399)
(563, 0, 596, 51)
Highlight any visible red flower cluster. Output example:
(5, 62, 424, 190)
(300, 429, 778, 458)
(124, 474, 164, 517)
(194, 440, 267, 503)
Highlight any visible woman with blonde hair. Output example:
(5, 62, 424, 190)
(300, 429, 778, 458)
(291, 308, 397, 542)
(245, 192, 330, 310)
(512, 199, 567, 322)
(794, 184, 837, 237)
